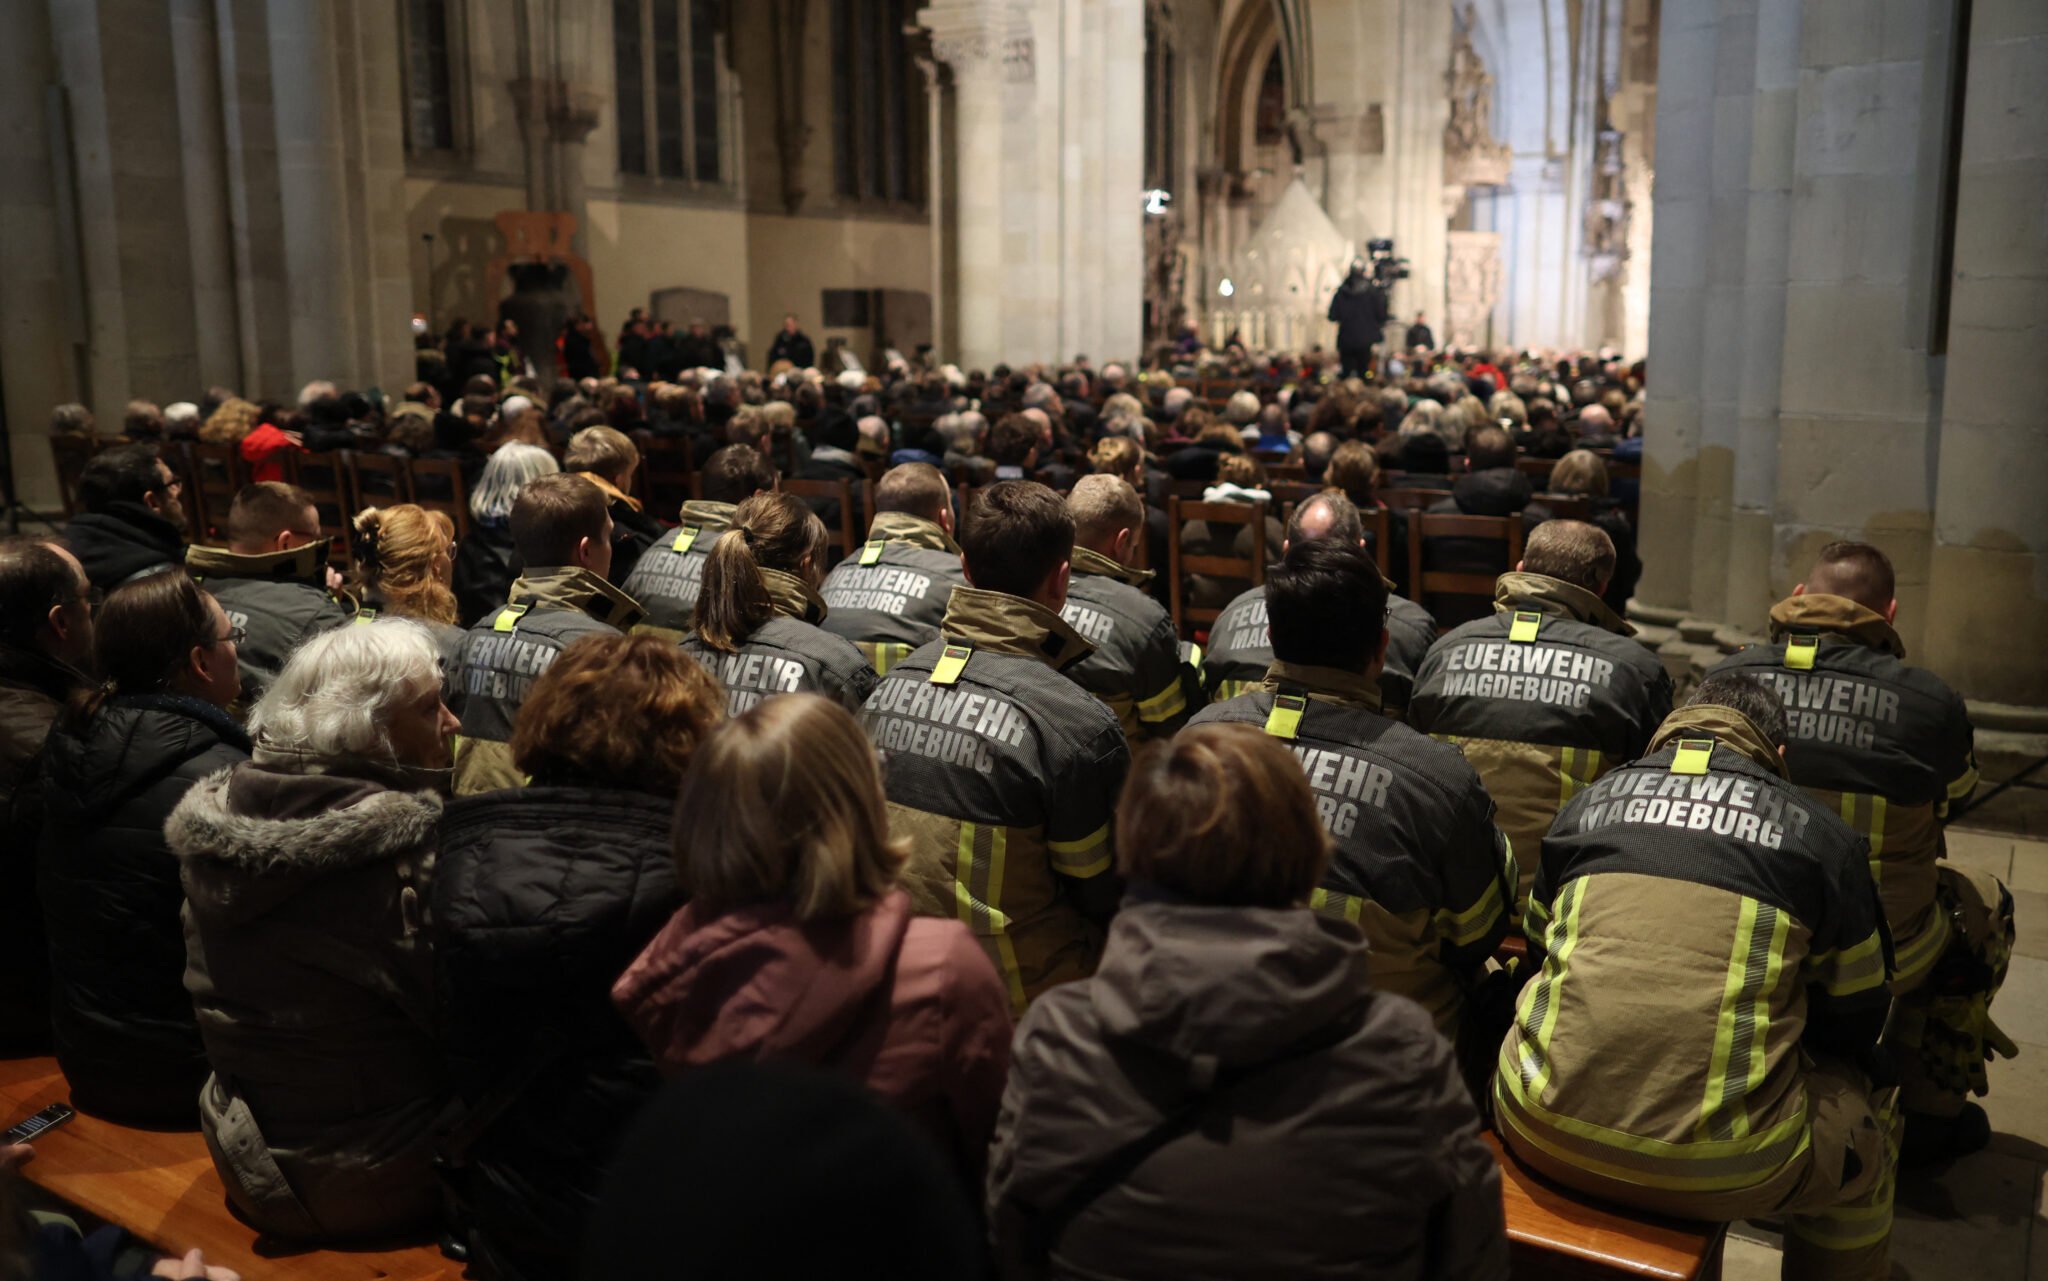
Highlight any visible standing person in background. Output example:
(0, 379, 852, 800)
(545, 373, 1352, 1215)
(39, 571, 249, 1124)
(1328, 260, 1389, 380)
(452, 443, 559, 627)
(766, 314, 816, 369)
(1405, 312, 1436, 351)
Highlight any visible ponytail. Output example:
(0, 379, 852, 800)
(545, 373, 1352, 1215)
(692, 492, 829, 653)
(693, 528, 774, 654)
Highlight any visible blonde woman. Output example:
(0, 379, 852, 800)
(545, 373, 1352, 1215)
(612, 695, 1013, 1182)
(352, 504, 465, 679)
(681, 491, 876, 717)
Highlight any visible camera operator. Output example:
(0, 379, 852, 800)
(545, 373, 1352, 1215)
(1328, 253, 1391, 379)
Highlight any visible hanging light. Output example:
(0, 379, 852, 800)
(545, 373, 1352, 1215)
(1143, 188, 1173, 216)
(1218, 277, 1235, 298)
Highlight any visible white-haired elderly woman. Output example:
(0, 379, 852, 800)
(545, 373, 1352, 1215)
(167, 620, 460, 1243)
(453, 441, 558, 626)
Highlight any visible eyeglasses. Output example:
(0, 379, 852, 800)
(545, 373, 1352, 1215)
(61, 586, 105, 612)
(218, 625, 247, 647)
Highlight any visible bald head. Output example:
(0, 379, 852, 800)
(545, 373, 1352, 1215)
(1577, 404, 1614, 436)
(1520, 520, 1616, 595)
(1801, 540, 1896, 616)
(1067, 474, 1143, 557)
(1284, 491, 1365, 550)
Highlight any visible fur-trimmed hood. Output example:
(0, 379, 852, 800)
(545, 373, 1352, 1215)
(168, 763, 441, 925)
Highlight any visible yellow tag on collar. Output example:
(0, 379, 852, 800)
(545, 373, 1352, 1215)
(929, 644, 972, 686)
(1508, 611, 1542, 643)
(859, 539, 886, 566)
(1786, 634, 1818, 671)
(492, 604, 529, 633)
(1671, 739, 1715, 775)
(354, 608, 377, 626)
(1265, 693, 1308, 740)
(672, 525, 701, 553)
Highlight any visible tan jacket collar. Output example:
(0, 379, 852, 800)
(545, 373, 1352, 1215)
(1070, 544, 1155, 589)
(1768, 593, 1905, 659)
(186, 540, 330, 588)
(677, 499, 736, 532)
(760, 566, 828, 624)
(1260, 660, 1384, 713)
(1648, 704, 1788, 779)
(1495, 571, 1634, 636)
(868, 510, 960, 554)
(581, 471, 643, 513)
(508, 566, 646, 630)
(941, 586, 1094, 670)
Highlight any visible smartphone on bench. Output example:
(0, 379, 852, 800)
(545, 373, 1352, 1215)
(4, 1103, 75, 1145)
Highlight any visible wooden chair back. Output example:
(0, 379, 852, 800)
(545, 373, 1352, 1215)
(280, 451, 353, 563)
(1516, 456, 1557, 483)
(344, 450, 413, 513)
(1378, 486, 1452, 516)
(782, 476, 863, 561)
(406, 456, 471, 542)
(183, 441, 247, 545)
(49, 437, 100, 519)
(1536, 493, 1593, 522)
(1168, 495, 1268, 640)
(1408, 511, 1523, 626)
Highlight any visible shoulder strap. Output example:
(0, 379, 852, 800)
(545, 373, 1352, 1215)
(1019, 1009, 1365, 1266)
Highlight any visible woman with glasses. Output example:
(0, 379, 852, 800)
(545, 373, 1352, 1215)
(35, 569, 249, 1125)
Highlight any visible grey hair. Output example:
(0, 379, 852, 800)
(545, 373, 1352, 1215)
(1022, 382, 1059, 411)
(1162, 387, 1193, 418)
(470, 442, 560, 523)
(1224, 390, 1260, 425)
(249, 620, 442, 771)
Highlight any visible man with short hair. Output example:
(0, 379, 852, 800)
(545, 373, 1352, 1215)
(1407, 521, 1672, 915)
(451, 473, 643, 795)
(564, 425, 664, 583)
(1201, 492, 1437, 716)
(1059, 476, 1193, 744)
(185, 482, 351, 698)
(765, 313, 815, 369)
(620, 444, 777, 638)
(64, 445, 189, 591)
(819, 463, 967, 674)
(1497, 673, 1897, 1280)
(989, 414, 1040, 480)
(859, 480, 1130, 1012)
(1573, 402, 1618, 449)
(1190, 537, 1511, 1047)
(1710, 541, 2006, 1163)
(0, 537, 96, 1054)
(1406, 312, 1436, 351)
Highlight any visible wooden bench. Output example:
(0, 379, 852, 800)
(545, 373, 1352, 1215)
(1490, 1133, 1725, 1280)
(0, 1057, 455, 1280)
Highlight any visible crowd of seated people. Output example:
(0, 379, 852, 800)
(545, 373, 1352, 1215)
(0, 325, 2005, 1281)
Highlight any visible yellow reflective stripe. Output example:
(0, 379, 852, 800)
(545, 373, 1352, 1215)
(1745, 908, 1790, 1109)
(1891, 909, 1953, 988)
(1494, 1089, 1815, 1193)
(1516, 876, 1587, 1103)
(1786, 1190, 1895, 1251)
(1702, 898, 1761, 1140)
(1814, 930, 1888, 997)
(955, 824, 1026, 1012)
(1947, 760, 1980, 801)
(1558, 746, 1604, 810)
(1216, 677, 1252, 700)
(1048, 823, 1112, 877)
(1434, 870, 1506, 948)
(1136, 677, 1186, 723)
(952, 823, 982, 929)
(866, 642, 912, 676)
(1309, 888, 1365, 924)
(1699, 900, 1787, 1141)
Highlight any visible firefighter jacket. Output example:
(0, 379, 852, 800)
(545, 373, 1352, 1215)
(1187, 661, 1514, 1036)
(1709, 593, 1978, 991)
(185, 542, 352, 700)
(1407, 572, 1673, 914)
(449, 567, 644, 796)
(1200, 582, 1437, 717)
(859, 586, 1131, 1015)
(619, 499, 733, 639)
(819, 511, 967, 674)
(1494, 704, 1892, 1197)
(1059, 546, 1193, 744)
(680, 567, 878, 717)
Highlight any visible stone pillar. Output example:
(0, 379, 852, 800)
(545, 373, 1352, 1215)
(1921, 2, 2048, 705)
(0, 0, 73, 510)
(922, 3, 1013, 370)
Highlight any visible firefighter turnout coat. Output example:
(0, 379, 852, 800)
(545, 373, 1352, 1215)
(620, 499, 734, 639)
(1201, 583, 1437, 717)
(680, 567, 878, 717)
(1059, 546, 1192, 745)
(819, 511, 967, 675)
(185, 542, 352, 700)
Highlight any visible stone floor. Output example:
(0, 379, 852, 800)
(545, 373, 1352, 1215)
(1723, 826, 2048, 1280)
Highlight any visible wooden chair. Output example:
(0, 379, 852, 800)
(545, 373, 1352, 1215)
(49, 437, 101, 518)
(406, 456, 471, 542)
(782, 476, 863, 564)
(344, 450, 413, 513)
(1517, 456, 1558, 484)
(1536, 493, 1593, 522)
(1378, 487, 1452, 516)
(1361, 505, 1393, 581)
(1408, 511, 1524, 630)
(1268, 480, 1326, 510)
(182, 440, 247, 545)
(1168, 495, 1269, 640)
(634, 430, 695, 519)
(1486, 1133, 1727, 1280)
(1266, 461, 1308, 481)
(0, 1056, 455, 1280)
(280, 451, 353, 564)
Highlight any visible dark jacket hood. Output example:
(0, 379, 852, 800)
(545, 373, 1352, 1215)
(1089, 895, 1371, 1070)
(41, 695, 250, 818)
(65, 503, 187, 586)
(167, 762, 442, 925)
(612, 890, 915, 1068)
(1451, 467, 1534, 516)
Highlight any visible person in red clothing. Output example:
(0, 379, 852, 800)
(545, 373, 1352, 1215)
(199, 396, 300, 484)
(612, 694, 1014, 1182)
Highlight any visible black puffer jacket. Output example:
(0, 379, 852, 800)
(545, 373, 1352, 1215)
(433, 786, 682, 1281)
(453, 521, 521, 628)
(37, 694, 249, 1123)
(0, 644, 88, 1056)
(62, 503, 186, 592)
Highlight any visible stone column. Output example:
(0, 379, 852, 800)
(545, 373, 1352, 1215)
(922, 3, 1012, 371)
(0, 0, 73, 510)
(1921, 1, 2048, 705)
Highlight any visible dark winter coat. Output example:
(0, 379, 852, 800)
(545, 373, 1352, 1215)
(37, 695, 249, 1123)
(168, 763, 448, 1242)
(1422, 470, 1553, 627)
(988, 893, 1507, 1281)
(0, 644, 87, 1055)
(434, 786, 682, 1281)
(453, 520, 522, 628)
(63, 503, 186, 592)
(1327, 276, 1390, 350)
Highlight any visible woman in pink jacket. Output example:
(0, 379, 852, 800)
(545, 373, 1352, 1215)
(613, 694, 1013, 1182)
